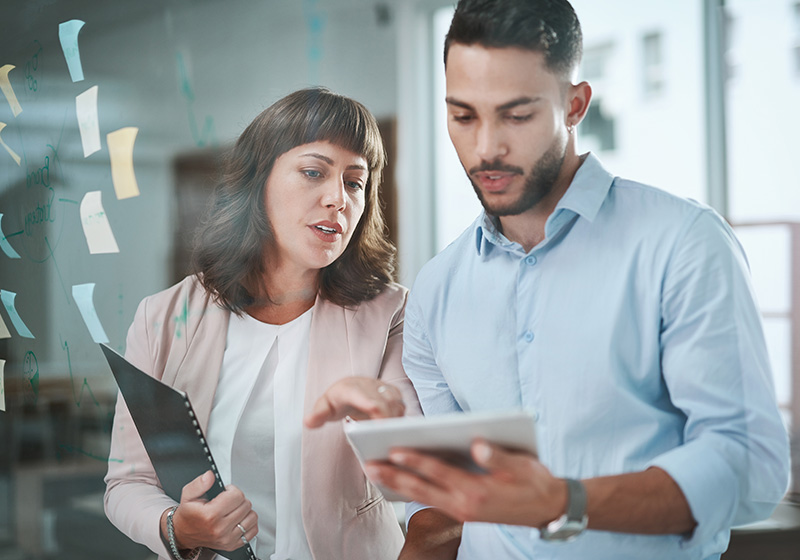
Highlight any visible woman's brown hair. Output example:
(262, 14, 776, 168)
(193, 87, 394, 313)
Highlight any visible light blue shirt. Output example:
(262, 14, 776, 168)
(403, 153, 790, 560)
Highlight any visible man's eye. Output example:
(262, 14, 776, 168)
(507, 114, 532, 122)
(452, 114, 474, 123)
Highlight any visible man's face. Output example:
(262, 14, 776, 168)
(445, 44, 570, 216)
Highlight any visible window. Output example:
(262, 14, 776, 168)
(580, 43, 616, 152)
(642, 31, 665, 96)
(794, 2, 800, 76)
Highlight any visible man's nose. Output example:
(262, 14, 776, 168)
(476, 121, 508, 162)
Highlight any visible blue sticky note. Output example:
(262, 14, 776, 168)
(0, 289, 34, 338)
(72, 283, 109, 343)
(59, 19, 86, 82)
(0, 214, 21, 259)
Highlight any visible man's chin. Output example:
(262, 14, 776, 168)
(478, 197, 530, 217)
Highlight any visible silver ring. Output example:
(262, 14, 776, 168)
(237, 523, 246, 536)
(240, 535, 248, 545)
(377, 385, 388, 394)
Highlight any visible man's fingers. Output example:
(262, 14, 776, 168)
(471, 439, 536, 482)
(388, 448, 474, 486)
(180, 470, 215, 502)
(365, 460, 454, 507)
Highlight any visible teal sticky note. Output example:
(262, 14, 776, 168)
(72, 282, 109, 343)
(0, 214, 21, 259)
(0, 289, 34, 338)
(59, 19, 85, 82)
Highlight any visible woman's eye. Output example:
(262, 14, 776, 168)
(507, 114, 532, 122)
(345, 180, 364, 191)
(302, 169, 322, 179)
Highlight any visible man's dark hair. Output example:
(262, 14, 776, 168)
(444, 0, 583, 78)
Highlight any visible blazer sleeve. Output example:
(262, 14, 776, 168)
(103, 295, 176, 559)
(375, 286, 423, 418)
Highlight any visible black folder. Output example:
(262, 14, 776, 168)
(100, 343, 258, 560)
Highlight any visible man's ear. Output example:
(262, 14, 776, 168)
(566, 81, 592, 128)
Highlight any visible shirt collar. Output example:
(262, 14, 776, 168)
(474, 152, 614, 255)
(552, 152, 614, 224)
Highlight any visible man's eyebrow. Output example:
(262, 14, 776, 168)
(496, 96, 540, 112)
(445, 97, 474, 111)
(445, 96, 541, 112)
(300, 152, 367, 171)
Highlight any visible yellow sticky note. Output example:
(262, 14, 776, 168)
(0, 312, 10, 339)
(0, 359, 5, 412)
(80, 190, 119, 254)
(0, 65, 22, 117)
(0, 122, 20, 166)
(107, 127, 140, 199)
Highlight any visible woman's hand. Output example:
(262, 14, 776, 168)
(304, 377, 406, 428)
(160, 470, 258, 552)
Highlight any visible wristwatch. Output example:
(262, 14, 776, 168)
(539, 478, 588, 541)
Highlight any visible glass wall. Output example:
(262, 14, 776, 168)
(0, 1, 398, 557)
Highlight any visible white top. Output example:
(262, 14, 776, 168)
(206, 307, 314, 560)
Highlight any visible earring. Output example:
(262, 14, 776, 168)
(567, 124, 575, 134)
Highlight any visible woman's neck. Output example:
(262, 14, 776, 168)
(246, 266, 318, 325)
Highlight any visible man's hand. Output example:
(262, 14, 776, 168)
(304, 377, 406, 428)
(368, 440, 698, 536)
(160, 470, 258, 552)
(366, 439, 567, 527)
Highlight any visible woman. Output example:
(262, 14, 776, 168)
(104, 87, 420, 560)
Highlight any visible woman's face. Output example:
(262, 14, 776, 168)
(263, 140, 368, 276)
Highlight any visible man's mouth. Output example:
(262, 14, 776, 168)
(474, 171, 519, 192)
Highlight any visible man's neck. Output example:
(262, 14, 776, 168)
(497, 151, 584, 252)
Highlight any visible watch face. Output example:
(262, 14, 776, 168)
(547, 523, 583, 540)
(540, 515, 588, 541)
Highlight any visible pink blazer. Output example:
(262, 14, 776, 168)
(104, 276, 421, 560)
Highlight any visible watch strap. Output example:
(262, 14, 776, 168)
(565, 478, 587, 521)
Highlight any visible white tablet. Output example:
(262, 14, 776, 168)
(344, 409, 537, 501)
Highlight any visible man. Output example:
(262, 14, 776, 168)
(367, 0, 790, 558)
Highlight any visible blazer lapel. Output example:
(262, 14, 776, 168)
(162, 285, 229, 430)
(301, 296, 354, 557)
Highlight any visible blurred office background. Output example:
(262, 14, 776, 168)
(0, 0, 797, 558)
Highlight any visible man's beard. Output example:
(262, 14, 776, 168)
(469, 138, 566, 217)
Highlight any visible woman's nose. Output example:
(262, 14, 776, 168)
(321, 178, 346, 211)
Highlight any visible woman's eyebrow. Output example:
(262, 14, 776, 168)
(299, 152, 334, 164)
(300, 152, 367, 171)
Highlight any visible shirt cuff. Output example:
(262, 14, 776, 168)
(648, 439, 739, 548)
(404, 501, 433, 531)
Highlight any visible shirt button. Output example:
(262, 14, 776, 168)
(523, 330, 534, 342)
(524, 255, 537, 266)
